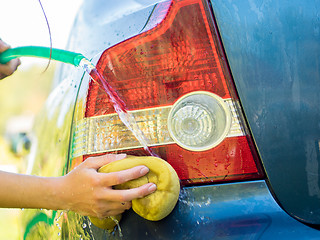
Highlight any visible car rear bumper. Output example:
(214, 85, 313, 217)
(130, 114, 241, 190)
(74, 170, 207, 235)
(88, 180, 320, 239)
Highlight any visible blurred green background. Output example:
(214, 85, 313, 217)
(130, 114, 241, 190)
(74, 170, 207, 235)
(0, 63, 55, 239)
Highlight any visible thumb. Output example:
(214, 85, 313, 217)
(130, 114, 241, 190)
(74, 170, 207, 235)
(0, 39, 10, 52)
(84, 154, 127, 170)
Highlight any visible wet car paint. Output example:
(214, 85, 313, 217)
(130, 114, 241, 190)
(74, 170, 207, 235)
(211, 0, 320, 225)
(51, 181, 320, 239)
(23, 0, 320, 238)
(22, 66, 84, 239)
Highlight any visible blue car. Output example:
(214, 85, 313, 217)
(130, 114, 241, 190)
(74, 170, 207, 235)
(23, 0, 320, 239)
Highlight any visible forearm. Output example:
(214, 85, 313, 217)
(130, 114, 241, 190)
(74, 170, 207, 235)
(0, 154, 156, 218)
(0, 170, 64, 210)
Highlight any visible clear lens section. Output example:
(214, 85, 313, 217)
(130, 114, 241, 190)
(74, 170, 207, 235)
(72, 107, 173, 157)
(168, 91, 231, 151)
(71, 98, 241, 158)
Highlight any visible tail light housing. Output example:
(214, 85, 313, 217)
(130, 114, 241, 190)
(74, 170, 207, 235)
(70, 0, 264, 185)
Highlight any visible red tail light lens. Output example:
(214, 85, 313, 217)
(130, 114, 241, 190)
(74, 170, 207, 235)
(71, 0, 264, 185)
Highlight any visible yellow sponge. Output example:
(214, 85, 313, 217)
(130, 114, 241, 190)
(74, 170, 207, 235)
(89, 156, 180, 230)
(89, 214, 121, 230)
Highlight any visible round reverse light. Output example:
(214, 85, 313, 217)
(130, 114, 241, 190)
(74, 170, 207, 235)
(168, 91, 232, 151)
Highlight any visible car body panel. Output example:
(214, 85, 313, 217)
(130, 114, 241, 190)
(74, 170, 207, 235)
(211, 0, 320, 225)
(65, 0, 157, 59)
(23, 0, 320, 238)
(22, 66, 85, 239)
(61, 181, 320, 239)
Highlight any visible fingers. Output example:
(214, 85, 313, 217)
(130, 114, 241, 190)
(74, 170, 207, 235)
(92, 200, 132, 218)
(84, 154, 127, 170)
(0, 58, 21, 79)
(0, 39, 10, 52)
(66, 153, 158, 218)
(113, 201, 131, 212)
(89, 153, 157, 200)
(123, 182, 157, 201)
(101, 165, 150, 186)
(0, 39, 21, 80)
(106, 182, 157, 203)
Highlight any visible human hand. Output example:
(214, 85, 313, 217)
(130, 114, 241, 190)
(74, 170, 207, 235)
(58, 154, 157, 218)
(0, 39, 21, 80)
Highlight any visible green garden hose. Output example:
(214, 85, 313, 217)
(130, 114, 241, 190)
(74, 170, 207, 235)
(0, 46, 86, 67)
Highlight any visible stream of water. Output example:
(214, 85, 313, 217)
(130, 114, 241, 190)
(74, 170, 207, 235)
(79, 59, 161, 237)
(80, 59, 157, 157)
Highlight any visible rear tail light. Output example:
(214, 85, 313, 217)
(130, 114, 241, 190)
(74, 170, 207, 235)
(70, 0, 264, 185)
